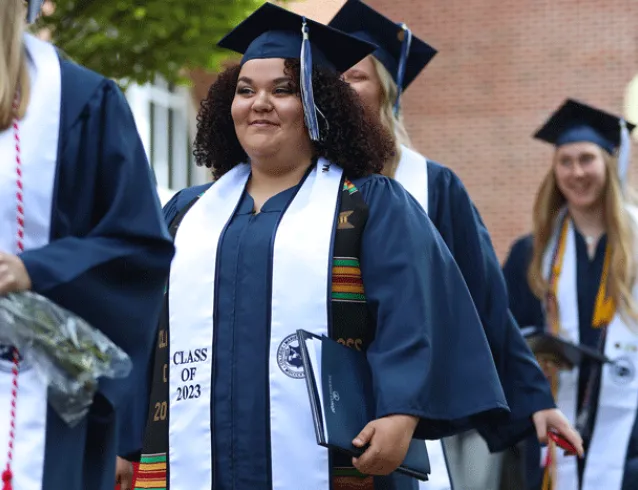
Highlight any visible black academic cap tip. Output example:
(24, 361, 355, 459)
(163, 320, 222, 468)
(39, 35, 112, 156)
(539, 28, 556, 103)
(522, 326, 612, 369)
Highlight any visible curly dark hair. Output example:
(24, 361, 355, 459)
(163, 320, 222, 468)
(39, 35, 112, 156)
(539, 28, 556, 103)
(193, 59, 395, 180)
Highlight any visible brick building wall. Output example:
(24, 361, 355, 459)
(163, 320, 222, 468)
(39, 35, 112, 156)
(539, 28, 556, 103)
(359, 0, 638, 261)
(191, 0, 638, 261)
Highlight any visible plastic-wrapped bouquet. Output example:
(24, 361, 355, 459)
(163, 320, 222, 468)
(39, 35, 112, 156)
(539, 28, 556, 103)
(0, 291, 132, 426)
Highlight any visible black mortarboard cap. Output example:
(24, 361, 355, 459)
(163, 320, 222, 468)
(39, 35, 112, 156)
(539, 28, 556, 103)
(534, 99, 636, 155)
(217, 2, 376, 74)
(328, 0, 437, 93)
(521, 326, 611, 370)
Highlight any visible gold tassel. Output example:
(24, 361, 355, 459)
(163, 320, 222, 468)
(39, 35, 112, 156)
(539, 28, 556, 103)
(592, 245, 615, 328)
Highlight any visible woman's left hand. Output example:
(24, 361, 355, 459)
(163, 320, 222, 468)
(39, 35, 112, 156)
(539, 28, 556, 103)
(352, 414, 418, 476)
(532, 408, 584, 457)
(0, 253, 31, 295)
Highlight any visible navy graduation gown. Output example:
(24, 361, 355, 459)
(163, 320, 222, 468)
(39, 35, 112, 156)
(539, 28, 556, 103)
(17, 57, 174, 490)
(164, 174, 509, 490)
(426, 161, 554, 450)
(503, 231, 638, 490)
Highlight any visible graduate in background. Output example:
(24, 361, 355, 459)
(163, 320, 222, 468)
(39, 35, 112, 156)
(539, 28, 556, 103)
(0, 1, 174, 489)
(134, 3, 517, 490)
(327, 1, 582, 488)
(503, 99, 638, 490)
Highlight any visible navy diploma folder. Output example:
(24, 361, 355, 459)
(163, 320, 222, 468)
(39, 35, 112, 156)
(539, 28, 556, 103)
(296, 329, 430, 481)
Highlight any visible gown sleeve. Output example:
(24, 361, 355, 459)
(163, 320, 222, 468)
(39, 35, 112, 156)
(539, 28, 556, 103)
(357, 176, 509, 440)
(427, 166, 554, 451)
(18, 76, 175, 455)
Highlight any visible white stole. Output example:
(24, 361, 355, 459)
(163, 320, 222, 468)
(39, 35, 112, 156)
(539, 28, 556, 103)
(0, 34, 61, 490)
(542, 209, 638, 490)
(395, 144, 429, 214)
(168, 160, 342, 490)
(395, 145, 452, 490)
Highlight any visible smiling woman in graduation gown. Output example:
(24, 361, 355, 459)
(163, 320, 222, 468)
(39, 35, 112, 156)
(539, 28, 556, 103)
(134, 3, 512, 490)
(327, 2, 579, 489)
(503, 99, 638, 490)
(0, 2, 174, 490)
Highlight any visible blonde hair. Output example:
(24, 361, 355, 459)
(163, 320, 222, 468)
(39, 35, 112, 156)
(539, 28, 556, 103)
(0, 0, 30, 131)
(528, 150, 638, 323)
(369, 56, 413, 178)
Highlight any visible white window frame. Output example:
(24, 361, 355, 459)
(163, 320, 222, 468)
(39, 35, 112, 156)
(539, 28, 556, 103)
(126, 77, 210, 195)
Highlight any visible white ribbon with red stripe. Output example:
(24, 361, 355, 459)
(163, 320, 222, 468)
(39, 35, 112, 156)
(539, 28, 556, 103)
(0, 33, 61, 490)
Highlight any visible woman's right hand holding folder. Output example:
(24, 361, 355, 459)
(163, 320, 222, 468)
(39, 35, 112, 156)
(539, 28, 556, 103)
(351, 414, 419, 476)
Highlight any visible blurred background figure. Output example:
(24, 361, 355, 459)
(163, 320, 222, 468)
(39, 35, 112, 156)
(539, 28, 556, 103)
(503, 99, 638, 490)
